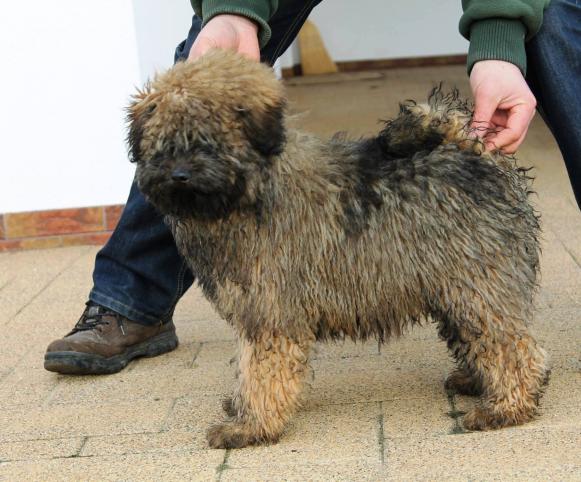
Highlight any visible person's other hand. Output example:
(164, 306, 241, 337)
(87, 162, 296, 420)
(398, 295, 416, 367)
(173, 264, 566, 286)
(470, 60, 537, 154)
(187, 14, 260, 63)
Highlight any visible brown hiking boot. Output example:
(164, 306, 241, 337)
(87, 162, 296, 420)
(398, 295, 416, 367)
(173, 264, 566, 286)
(44, 302, 178, 375)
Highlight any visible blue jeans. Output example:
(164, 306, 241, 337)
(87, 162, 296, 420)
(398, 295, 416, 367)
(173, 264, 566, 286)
(526, 0, 581, 208)
(90, 0, 580, 325)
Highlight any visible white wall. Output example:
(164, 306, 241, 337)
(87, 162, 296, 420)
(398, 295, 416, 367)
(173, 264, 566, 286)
(0, 1, 141, 214)
(1, 1, 468, 214)
(132, 0, 193, 84)
(279, 0, 468, 67)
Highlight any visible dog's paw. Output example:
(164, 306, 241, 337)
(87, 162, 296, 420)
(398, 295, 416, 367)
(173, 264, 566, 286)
(207, 422, 269, 449)
(445, 369, 483, 396)
(462, 406, 533, 431)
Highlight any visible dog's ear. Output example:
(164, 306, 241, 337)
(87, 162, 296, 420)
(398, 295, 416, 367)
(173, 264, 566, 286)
(126, 88, 155, 163)
(239, 101, 286, 157)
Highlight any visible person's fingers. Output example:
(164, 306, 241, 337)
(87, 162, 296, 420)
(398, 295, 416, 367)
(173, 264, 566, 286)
(485, 103, 535, 152)
(470, 92, 497, 136)
(501, 130, 529, 154)
(498, 111, 535, 153)
(489, 110, 508, 128)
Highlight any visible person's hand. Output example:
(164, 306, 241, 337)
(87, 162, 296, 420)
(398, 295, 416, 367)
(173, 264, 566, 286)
(187, 14, 260, 63)
(470, 60, 537, 154)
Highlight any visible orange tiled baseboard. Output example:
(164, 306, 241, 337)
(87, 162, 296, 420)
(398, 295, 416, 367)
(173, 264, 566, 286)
(0, 205, 124, 252)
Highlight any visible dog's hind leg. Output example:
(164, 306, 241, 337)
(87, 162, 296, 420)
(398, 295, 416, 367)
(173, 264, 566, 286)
(436, 289, 548, 430)
(444, 364, 483, 396)
(207, 331, 313, 449)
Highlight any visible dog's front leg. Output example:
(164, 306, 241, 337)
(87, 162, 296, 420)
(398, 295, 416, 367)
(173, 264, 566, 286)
(207, 331, 313, 449)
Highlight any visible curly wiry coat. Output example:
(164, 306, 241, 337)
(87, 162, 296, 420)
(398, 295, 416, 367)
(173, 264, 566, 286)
(128, 50, 548, 449)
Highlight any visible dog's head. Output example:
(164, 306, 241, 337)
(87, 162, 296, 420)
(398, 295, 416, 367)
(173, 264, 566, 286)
(128, 49, 286, 219)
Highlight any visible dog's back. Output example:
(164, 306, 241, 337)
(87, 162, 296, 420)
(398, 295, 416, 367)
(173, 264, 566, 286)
(226, 91, 541, 344)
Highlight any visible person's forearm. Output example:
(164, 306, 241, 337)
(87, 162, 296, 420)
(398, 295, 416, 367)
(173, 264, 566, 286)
(460, 0, 551, 75)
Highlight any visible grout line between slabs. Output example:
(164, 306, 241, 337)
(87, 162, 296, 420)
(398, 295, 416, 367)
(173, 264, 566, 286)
(216, 449, 231, 481)
(378, 401, 385, 465)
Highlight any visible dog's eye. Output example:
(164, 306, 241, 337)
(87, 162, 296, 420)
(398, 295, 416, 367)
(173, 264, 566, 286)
(148, 153, 164, 166)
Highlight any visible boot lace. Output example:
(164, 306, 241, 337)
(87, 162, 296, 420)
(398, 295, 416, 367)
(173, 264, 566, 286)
(71, 302, 123, 334)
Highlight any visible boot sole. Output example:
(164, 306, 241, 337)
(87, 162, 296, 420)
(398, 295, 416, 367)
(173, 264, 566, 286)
(43, 331, 179, 375)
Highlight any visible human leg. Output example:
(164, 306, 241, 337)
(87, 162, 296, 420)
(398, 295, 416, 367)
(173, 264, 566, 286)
(526, 0, 581, 209)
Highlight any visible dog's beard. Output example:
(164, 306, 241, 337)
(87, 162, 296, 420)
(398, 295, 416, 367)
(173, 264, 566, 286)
(137, 168, 247, 220)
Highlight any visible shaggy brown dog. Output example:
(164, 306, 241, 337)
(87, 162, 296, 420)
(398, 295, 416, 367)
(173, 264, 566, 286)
(128, 50, 548, 449)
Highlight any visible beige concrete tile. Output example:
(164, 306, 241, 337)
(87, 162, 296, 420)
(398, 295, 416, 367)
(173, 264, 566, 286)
(0, 248, 97, 370)
(195, 336, 383, 365)
(82, 431, 204, 457)
(382, 397, 453, 438)
(49, 365, 230, 405)
(221, 461, 388, 481)
(313, 339, 380, 360)
(543, 198, 581, 264)
(386, 428, 580, 480)
(454, 372, 581, 433)
(532, 373, 581, 430)
(162, 396, 228, 444)
(0, 450, 224, 481)
(0, 400, 173, 443)
(534, 304, 581, 362)
(0, 246, 90, 326)
(226, 403, 380, 469)
(378, 336, 452, 371)
(0, 437, 83, 462)
(125, 340, 202, 372)
(194, 340, 238, 366)
(173, 286, 221, 322)
(0, 368, 58, 409)
(308, 357, 448, 408)
(175, 317, 235, 343)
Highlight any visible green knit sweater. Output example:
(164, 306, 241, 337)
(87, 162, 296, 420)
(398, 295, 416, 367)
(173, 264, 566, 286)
(190, 0, 551, 75)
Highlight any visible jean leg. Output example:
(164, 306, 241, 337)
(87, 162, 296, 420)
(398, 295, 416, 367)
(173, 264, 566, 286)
(92, 4, 324, 324)
(90, 20, 203, 325)
(260, 0, 324, 65)
(91, 183, 195, 324)
(526, 0, 581, 209)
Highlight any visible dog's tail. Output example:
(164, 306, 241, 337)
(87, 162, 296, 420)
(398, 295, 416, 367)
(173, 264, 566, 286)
(376, 86, 486, 159)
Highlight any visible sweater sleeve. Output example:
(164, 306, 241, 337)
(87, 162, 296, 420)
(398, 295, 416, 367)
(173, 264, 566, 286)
(459, 0, 551, 75)
(190, 0, 279, 48)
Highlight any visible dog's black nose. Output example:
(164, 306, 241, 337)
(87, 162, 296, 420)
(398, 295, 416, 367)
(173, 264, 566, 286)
(171, 169, 191, 182)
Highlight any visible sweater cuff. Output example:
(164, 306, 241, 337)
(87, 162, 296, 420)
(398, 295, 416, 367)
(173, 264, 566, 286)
(467, 19, 527, 76)
(200, 0, 273, 48)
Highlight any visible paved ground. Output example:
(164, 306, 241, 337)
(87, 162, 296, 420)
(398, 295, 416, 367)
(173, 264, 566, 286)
(0, 65, 579, 481)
